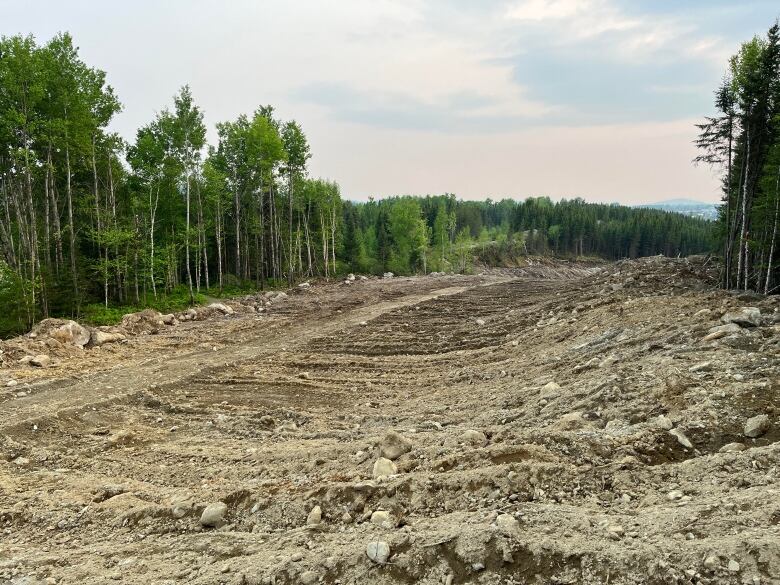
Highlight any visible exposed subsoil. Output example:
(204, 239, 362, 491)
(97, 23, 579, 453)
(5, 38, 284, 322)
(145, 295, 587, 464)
(0, 257, 778, 585)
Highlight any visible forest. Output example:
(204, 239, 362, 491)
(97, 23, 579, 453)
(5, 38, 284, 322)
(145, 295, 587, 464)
(0, 32, 714, 337)
(696, 21, 780, 294)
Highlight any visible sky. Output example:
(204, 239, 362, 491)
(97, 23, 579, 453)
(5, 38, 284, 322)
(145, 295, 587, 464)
(1, 1, 778, 204)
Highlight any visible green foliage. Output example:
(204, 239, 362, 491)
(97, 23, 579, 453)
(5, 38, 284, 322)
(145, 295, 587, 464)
(696, 20, 780, 291)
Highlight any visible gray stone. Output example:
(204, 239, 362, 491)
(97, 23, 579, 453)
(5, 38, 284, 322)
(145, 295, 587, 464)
(50, 320, 91, 347)
(719, 442, 747, 453)
(380, 430, 412, 460)
(299, 571, 318, 585)
(366, 541, 390, 564)
(496, 513, 519, 535)
(744, 415, 770, 438)
(721, 307, 761, 328)
(90, 330, 126, 347)
(306, 505, 322, 526)
(668, 428, 693, 449)
(200, 502, 228, 527)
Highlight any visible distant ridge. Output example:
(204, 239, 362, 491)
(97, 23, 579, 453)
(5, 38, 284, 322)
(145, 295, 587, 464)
(636, 198, 718, 221)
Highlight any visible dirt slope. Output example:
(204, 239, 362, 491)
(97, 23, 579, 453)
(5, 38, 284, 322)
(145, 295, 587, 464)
(0, 258, 778, 585)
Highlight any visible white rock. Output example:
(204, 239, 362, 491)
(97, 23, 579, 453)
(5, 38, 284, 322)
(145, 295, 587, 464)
(475, 318, 486, 326)
(719, 442, 747, 453)
(306, 505, 322, 526)
(90, 330, 126, 347)
(30, 354, 51, 368)
(208, 303, 234, 315)
(728, 560, 740, 573)
(669, 428, 693, 449)
(372, 457, 397, 479)
(744, 415, 770, 438)
(496, 513, 519, 535)
(298, 282, 311, 289)
(366, 541, 390, 564)
(655, 415, 674, 430)
(200, 502, 228, 527)
(299, 571, 318, 585)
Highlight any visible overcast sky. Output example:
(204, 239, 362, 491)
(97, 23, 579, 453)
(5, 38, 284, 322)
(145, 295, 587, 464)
(2, 0, 778, 203)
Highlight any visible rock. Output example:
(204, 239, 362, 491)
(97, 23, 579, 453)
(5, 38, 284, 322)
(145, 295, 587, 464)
(744, 414, 770, 438)
(461, 429, 487, 447)
(475, 318, 486, 326)
(306, 505, 322, 526)
(607, 525, 624, 539)
(298, 282, 311, 289)
(370, 510, 395, 528)
(372, 457, 397, 479)
(90, 330, 126, 347)
(383, 272, 394, 279)
(290, 552, 304, 562)
(702, 323, 742, 341)
(200, 502, 228, 527)
(366, 541, 390, 564)
(6, 379, 18, 387)
(496, 513, 519, 535)
(655, 415, 674, 430)
(720, 442, 747, 453)
(379, 431, 412, 460)
(688, 361, 712, 373)
(667, 490, 684, 501)
(668, 428, 693, 449)
(721, 307, 761, 328)
(49, 320, 91, 347)
(160, 313, 176, 325)
(703, 555, 719, 570)
(299, 571, 318, 585)
(208, 303, 234, 315)
(552, 412, 589, 431)
(541, 381, 561, 397)
(728, 560, 740, 573)
(346, 273, 356, 281)
(13, 456, 30, 466)
(121, 309, 165, 335)
(341, 511, 353, 524)
(30, 354, 51, 368)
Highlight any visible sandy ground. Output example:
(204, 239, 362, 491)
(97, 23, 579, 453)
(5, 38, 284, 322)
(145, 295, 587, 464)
(0, 257, 778, 585)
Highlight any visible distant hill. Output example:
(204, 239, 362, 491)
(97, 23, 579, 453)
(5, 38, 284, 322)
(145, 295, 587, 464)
(636, 199, 719, 221)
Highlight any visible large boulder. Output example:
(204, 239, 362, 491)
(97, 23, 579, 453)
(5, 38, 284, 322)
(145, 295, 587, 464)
(121, 309, 164, 335)
(90, 330, 127, 347)
(49, 320, 91, 347)
(721, 307, 761, 328)
(208, 303, 234, 315)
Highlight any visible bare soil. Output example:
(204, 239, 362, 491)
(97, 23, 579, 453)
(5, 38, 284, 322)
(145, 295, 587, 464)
(0, 258, 778, 585)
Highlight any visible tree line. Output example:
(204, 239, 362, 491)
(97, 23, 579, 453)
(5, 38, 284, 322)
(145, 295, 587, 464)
(341, 195, 714, 275)
(0, 32, 715, 336)
(696, 20, 780, 293)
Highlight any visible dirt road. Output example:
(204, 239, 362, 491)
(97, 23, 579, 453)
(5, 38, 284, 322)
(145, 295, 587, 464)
(1, 259, 778, 585)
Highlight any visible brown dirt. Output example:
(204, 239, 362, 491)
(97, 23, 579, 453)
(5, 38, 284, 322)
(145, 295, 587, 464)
(0, 258, 778, 585)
